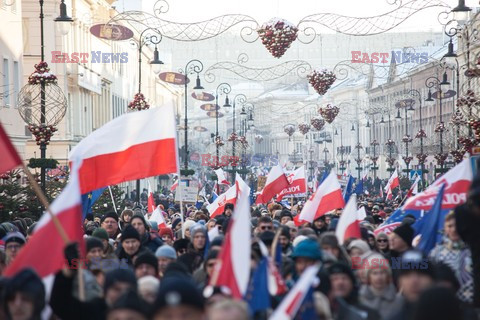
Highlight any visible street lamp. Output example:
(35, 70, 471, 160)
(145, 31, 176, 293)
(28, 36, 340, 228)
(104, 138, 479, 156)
(182, 59, 204, 171)
(451, 0, 472, 24)
(230, 94, 247, 183)
(54, 0, 74, 36)
(129, 28, 162, 203)
(215, 83, 232, 177)
(408, 89, 426, 191)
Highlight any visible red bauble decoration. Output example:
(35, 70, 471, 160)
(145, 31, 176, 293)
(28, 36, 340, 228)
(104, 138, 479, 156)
(28, 61, 58, 85)
(318, 104, 339, 124)
(128, 93, 150, 111)
(257, 18, 298, 58)
(308, 70, 336, 95)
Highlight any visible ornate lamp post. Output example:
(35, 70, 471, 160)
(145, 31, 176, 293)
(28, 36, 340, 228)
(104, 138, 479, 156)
(17, 0, 73, 194)
(395, 98, 414, 172)
(128, 28, 163, 203)
(408, 89, 426, 190)
(214, 83, 231, 190)
(425, 72, 455, 174)
(182, 60, 204, 172)
(367, 114, 379, 179)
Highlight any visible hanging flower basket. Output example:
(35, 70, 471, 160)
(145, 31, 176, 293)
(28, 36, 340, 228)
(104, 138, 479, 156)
(308, 70, 336, 95)
(238, 135, 248, 147)
(255, 134, 264, 143)
(370, 140, 379, 146)
(468, 118, 480, 140)
(27, 124, 58, 145)
(257, 18, 298, 58)
(371, 156, 379, 163)
(434, 153, 448, 165)
(215, 136, 224, 147)
(284, 124, 295, 137)
(128, 93, 150, 111)
(386, 157, 396, 166)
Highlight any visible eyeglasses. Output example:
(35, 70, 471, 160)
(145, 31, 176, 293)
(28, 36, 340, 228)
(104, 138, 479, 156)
(260, 225, 273, 231)
(6, 244, 22, 250)
(377, 239, 388, 243)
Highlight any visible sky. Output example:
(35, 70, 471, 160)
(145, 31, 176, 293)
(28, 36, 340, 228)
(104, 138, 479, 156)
(113, 0, 477, 33)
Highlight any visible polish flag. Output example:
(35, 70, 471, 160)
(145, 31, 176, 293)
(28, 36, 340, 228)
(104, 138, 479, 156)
(149, 205, 167, 228)
(406, 175, 421, 198)
(384, 169, 400, 200)
(210, 175, 251, 299)
(335, 194, 362, 245)
(0, 122, 22, 174)
(215, 168, 230, 186)
(270, 264, 321, 320)
(297, 171, 345, 223)
(4, 162, 84, 278)
(276, 166, 307, 201)
(206, 183, 237, 219)
(69, 104, 178, 194)
(147, 181, 156, 213)
(170, 179, 178, 192)
(255, 165, 289, 204)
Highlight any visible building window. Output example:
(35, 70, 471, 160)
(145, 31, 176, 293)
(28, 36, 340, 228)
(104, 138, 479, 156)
(13, 61, 19, 105)
(3, 58, 9, 106)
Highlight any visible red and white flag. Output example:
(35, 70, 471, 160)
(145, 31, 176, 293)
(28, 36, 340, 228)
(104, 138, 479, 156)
(206, 183, 237, 219)
(210, 175, 251, 299)
(270, 264, 321, 320)
(296, 171, 345, 224)
(4, 162, 84, 278)
(149, 205, 167, 228)
(214, 168, 230, 186)
(147, 181, 156, 213)
(170, 179, 178, 192)
(69, 104, 178, 194)
(255, 164, 289, 204)
(406, 175, 421, 198)
(276, 166, 307, 201)
(0, 122, 22, 174)
(385, 169, 400, 200)
(335, 194, 362, 245)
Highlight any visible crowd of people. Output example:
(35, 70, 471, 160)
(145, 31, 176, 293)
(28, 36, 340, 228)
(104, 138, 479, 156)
(0, 172, 479, 320)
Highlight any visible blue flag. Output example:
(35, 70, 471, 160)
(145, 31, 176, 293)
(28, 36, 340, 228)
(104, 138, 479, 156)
(415, 184, 446, 254)
(245, 256, 270, 314)
(81, 188, 105, 218)
(343, 175, 354, 203)
(319, 169, 329, 184)
(354, 178, 363, 195)
(296, 287, 316, 320)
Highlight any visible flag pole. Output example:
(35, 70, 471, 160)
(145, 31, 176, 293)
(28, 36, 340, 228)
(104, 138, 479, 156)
(108, 186, 117, 213)
(21, 164, 86, 301)
(21, 164, 69, 244)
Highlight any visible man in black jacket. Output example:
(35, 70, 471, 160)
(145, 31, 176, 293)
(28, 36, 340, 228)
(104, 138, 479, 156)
(50, 243, 137, 320)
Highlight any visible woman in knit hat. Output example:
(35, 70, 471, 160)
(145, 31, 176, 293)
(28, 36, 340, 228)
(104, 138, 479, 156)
(158, 227, 174, 246)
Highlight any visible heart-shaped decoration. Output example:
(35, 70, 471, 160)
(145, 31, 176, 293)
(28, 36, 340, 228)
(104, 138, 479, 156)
(298, 123, 311, 135)
(318, 104, 339, 124)
(257, 18, 298, 58)
(310, 117, 325, 131)
(308, 70, 336, 95)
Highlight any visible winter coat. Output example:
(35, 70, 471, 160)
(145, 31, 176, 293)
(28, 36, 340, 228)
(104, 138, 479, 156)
(359, 284, 403, 319)
(141, 232, 163, 253)
(50, 272, 107, 320)
(455, 203, 480, 307)
(429, 236, 474, 303)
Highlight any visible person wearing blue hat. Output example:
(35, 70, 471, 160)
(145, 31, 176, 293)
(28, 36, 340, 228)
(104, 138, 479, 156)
(291, 238, 322, 277)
